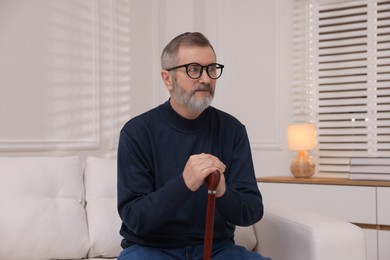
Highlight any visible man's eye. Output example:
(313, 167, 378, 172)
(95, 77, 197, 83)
(188, 66, 201, 72)
(208, 66, 217, 73)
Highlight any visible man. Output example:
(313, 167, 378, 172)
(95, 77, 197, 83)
(117, 32, 270, 260)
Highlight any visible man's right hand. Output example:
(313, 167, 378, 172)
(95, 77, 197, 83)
(182, 153, 226, 192)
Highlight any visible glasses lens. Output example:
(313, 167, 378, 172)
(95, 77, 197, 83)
(208, 64, 223, 79)
(207, 64, 218, 79)
(186, 64, 202, 79)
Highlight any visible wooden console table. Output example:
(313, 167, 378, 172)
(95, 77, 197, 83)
(257, 176, 390, 187)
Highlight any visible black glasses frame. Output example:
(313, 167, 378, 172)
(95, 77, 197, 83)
(166, 63, 224, 79)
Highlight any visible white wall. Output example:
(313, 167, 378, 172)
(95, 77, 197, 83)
(0, 0, 294, 177)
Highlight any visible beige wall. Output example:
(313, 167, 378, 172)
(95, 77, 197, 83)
(0, 0, 294, 177)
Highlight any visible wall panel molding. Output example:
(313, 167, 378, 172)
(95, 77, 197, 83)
(250, 0, 284, 151)
(213, 0, 284, 151)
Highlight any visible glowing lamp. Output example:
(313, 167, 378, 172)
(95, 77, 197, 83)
(287, 123, 317, 178)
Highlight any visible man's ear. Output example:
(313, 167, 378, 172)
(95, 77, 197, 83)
(161, 70, 173, 91)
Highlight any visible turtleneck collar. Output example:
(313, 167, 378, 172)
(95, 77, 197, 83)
(159, 99, 211, 133)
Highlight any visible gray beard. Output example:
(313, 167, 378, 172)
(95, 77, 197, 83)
(171, 80, 214, 115)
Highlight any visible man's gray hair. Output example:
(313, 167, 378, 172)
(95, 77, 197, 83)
(161, 32, 216, 70)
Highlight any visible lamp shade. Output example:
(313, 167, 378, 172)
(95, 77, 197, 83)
(287, 123, 317, 151)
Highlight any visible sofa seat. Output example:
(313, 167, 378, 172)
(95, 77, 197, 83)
(0, 156, 366, 260)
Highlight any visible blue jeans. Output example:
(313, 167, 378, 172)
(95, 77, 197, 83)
(118, 242, 271, 260)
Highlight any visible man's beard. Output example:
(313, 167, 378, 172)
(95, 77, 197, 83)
(171, 78, 214, 115)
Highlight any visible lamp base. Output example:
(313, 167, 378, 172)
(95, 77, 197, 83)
(290, 150, 315, 178)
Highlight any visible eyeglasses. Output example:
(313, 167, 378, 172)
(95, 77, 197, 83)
(167, 63, 224, 79)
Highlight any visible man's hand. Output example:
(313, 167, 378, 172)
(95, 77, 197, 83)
(183, 153, 226, 197)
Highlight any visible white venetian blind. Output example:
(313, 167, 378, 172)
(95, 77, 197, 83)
(292, 0, 390, 177)
(99, 0, 132, 151)
(0, 0, 131, 151)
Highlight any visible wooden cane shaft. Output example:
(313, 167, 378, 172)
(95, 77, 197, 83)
(204, 194, 216, 260)
(203, 170, 221, 260)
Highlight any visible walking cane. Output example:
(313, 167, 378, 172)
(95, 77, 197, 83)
(203, 170, 221, 260)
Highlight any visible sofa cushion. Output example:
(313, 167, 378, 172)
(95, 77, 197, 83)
(83, 156, 257, 256)
(0, 156, 90, 260)
(84, 156, 122, 258)
(234, 225, 257, 251)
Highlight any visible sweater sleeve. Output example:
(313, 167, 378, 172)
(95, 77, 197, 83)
(216, 124, 264, 226)
(117, 127, 193, 235)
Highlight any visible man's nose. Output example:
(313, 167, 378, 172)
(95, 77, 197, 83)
(199, 67, 212, 83)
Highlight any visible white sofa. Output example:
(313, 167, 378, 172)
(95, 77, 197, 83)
(0, 156, 367, 260)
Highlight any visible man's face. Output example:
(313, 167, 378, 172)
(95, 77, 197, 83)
(169, 46, 217, 117)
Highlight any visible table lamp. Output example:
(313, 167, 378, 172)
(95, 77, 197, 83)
(287, 123, 317, 178)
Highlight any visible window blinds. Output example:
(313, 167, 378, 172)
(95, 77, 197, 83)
(99, 0, 132, 150)
(292, 0, 390, 177)
(0, 0, 131, 150)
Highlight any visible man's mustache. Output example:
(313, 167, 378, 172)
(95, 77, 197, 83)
(193, 84, 214, 95)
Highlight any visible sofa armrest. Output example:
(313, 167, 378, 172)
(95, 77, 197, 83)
(253, 202, 366, 260)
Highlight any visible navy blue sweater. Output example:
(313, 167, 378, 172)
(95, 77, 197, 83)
(117, 100, 263, 248)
